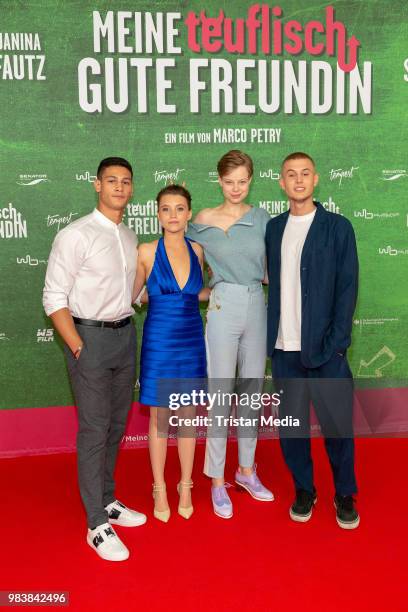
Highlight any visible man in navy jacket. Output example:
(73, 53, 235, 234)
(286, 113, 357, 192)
(266, 152, 359, 529)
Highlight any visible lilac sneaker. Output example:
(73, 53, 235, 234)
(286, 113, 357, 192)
(211, 484, 233, 519)
(235, 467, 274, 501)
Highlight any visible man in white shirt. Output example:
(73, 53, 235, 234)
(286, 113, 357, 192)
(43, 157, 146, 561)
(266, 152, 359, 530)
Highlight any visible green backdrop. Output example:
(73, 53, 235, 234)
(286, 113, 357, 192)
(0, 0, 407, 412)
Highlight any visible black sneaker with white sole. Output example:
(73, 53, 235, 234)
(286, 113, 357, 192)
(289, 488, 317, 522)
(334, 495, 360, 529)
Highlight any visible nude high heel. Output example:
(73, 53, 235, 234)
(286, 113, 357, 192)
(152, 483, 170, 523)
(177, 480, 194, 519)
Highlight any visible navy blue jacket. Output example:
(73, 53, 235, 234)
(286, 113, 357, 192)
(265, 202, 358, 368)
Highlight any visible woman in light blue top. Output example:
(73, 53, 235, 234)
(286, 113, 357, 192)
(187, 150, 274, 518)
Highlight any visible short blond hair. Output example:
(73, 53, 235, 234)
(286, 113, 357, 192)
(217, 150, 253, 178)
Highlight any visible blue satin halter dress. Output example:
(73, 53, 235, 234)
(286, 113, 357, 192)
(139, 237, 207, 407)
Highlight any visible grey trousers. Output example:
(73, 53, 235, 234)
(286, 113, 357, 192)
(64, 322, 137, 528)
(204, 282, 267, 478)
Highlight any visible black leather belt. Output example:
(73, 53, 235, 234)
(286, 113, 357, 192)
(73, 316, 131, 329)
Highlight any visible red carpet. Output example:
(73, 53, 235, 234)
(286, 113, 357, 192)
(1, 438, 406, 611)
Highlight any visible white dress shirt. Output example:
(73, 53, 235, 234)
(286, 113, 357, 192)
(275, 209, 316, 351)
(43, 208, 137, 321)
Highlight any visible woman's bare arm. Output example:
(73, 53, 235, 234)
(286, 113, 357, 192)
(191, 242, 211, 302)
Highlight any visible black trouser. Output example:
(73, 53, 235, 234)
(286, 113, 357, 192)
(64, 323, 137, 528)
(272, 350, 357, 497)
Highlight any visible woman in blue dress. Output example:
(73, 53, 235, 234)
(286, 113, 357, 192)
(133, 185, 208, 523)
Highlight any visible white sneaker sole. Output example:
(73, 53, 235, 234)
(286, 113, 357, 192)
(235, 480, 275, 502)
(109, 514, 147, 527)
(336, 516, 360, 529)
(86, 534, 129, 561)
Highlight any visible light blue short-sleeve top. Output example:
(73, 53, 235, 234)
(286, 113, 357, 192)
(186, 206, 271, 288)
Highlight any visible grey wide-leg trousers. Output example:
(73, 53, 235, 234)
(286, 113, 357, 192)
(204, 282, 267, 478)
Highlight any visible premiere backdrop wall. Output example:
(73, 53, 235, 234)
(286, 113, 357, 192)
(1, 0, 407, 456)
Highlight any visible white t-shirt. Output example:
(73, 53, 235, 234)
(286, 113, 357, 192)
(275, 209, 316, 351)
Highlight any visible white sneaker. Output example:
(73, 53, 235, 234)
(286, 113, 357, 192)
(87, 523, 129, 561)
(105, 499, 147, 527)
